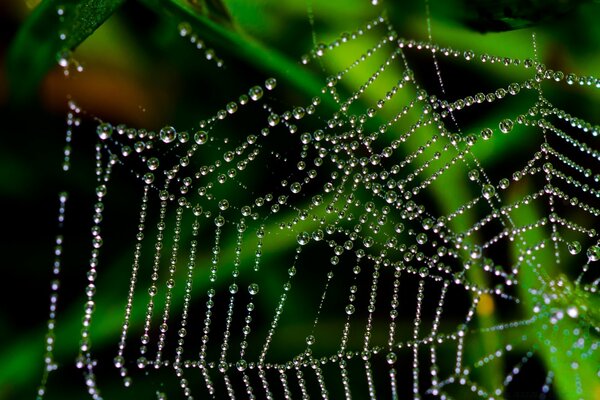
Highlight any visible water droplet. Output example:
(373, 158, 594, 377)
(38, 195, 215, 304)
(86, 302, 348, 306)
(226, 102, 238, 114)
(147, 157, 160, 171)
(292, 107, 305, 119)
(482, 184, 495, 200)
(249, 86, 263, 101)
(213, 199, 227, 211)
(178, 131, 189, 143)
(248, 283, 259, 295)
(468, 169, 480, 181)
(143, 172, 154, 184)
(499, 119, 514, 134)
(218, 361, 228, 372)
(481, 128, 493, 140)
(236, 359, 247, 371)
(160, 126, 176, 143)
(470, 246, 482, 259)
(97, 123, 113, 140)
(290, 182, 302, 193)
(385, 190, 397, 204)
(587, 245, 600, 261)
(96, 185, 107, 198)
(386, 352, 397, 364)
(297, 232, 310, 246)
(194, 131, 208, 144)
(568, 241, 581, 255)
(345, 304, 355, 315)
(178, 22, 192, 37)
(265, 78, 277, 90)
(56, 49, 71, 68)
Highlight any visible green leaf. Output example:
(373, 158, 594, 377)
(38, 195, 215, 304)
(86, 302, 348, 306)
(140, 0, 331, 108)
(6, 0, 124, 104)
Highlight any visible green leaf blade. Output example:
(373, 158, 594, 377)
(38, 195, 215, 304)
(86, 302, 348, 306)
(7, 0, 124, 104)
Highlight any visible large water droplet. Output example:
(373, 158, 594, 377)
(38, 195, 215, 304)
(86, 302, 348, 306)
(297, 231, 310, 246)
(468, 169, 480, 181)
(482, 184, 495, 200)
(265, 78, 277, 90)
(386, 352, 397, 364)
(499, 119, 514, 134)
(587, 245, 600, 261)
(147, 157, 160, 171)
(97, 123, 113, 140)
(194, 131, 208, 144)
(96, 185, 107, 198)
(248, 283, 259, 295)
(568, 241, 581, 255)
(249, 86, 263, 101)
(160, 126, 176, 143)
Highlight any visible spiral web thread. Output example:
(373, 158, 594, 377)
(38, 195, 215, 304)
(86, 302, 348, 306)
(37, 3, 600, 400)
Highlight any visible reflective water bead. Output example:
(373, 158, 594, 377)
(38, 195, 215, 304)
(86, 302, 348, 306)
(481, 127, 493, 140)
(587, 245, 600, 261)
(468, 169, 480, 181)
(265, 78, 277, 90)
(386, 352, 397, 364)
(96, 185, 107, 198)
(482, 184, 495, 200)
(508, 83, 521, 95)
(499, 118, 514, 134)
(147, 157, 160, 171)
(249, 86, 264, 101)
(56, 49, 71, 68)
(97, 122, 113, 140)
(297, 232, 310, 246)
(178, 131, 189, 143)
(178, 22, 192, 37)
(567, 241, 581, 255)
(143, 172, 154, 184)
(160, 126, 177, 143)
(226, 102, 238, 114)
(248, 283, 259, 295)
(236, 359, 247, 371)
(194, 131, 208, 144)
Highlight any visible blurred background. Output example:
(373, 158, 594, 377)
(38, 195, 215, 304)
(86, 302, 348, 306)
(0, 0, 599, 399)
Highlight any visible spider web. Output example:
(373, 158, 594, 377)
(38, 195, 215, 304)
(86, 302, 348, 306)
(36, 1, 600, 399)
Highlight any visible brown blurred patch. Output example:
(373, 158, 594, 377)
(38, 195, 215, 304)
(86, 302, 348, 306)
(41, 64, 174, 128)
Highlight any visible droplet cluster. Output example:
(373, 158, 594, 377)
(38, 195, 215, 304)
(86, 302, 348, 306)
(36, 4, 600, 400)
